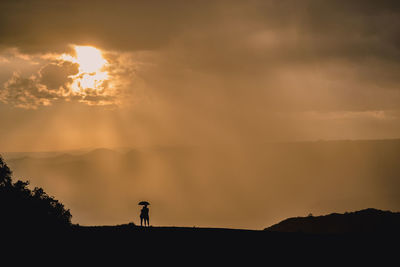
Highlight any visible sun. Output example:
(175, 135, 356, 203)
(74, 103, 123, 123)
(60, 45, 109, 92)
(74, 46, 107, 73)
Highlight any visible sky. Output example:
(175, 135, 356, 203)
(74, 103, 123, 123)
(0, 0, 400, 151)
(0, 1, 400, 228)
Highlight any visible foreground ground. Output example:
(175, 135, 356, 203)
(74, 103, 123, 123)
(4, 224, 398, 264)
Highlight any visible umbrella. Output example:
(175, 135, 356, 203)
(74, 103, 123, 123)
(138, 201, 150, 206)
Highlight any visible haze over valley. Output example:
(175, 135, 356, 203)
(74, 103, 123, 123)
(4, 139, 399, 229)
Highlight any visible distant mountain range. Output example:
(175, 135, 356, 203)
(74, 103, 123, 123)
(265, 208, 400, 234)
(1, 139, 400, 228)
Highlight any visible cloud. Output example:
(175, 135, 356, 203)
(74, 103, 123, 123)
(1, 0, 399, 61)
(1, 1, 399, 92)
(0, 55, 126, 108)
(0, 72, 53, 109)
(39, 61, 79, 90)
(0, 0, 211, 53)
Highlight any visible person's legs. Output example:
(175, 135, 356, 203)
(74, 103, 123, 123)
(140, 216, 143, 227)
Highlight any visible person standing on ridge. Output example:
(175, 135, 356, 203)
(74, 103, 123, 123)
(140, 203, 150, 227)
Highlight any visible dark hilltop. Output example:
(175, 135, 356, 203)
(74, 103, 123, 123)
(266, 208, 400, 234)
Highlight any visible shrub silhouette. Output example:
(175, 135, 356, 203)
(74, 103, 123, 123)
(0, 155, 72, 232)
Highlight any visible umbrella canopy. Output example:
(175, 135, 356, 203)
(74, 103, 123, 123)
(138, 201, 150, 206)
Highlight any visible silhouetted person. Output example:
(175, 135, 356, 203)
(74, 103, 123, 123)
(140, 205, 150, 227)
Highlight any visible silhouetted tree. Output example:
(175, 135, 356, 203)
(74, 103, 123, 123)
(0, 156, 12, 186)
(0, 155, 72, 232)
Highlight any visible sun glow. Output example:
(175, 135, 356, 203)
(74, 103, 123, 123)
(60, 45, 109, 92)
(74, 46, 106, 73)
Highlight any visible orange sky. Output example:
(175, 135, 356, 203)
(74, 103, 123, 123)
(1, 1, 400, 151)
